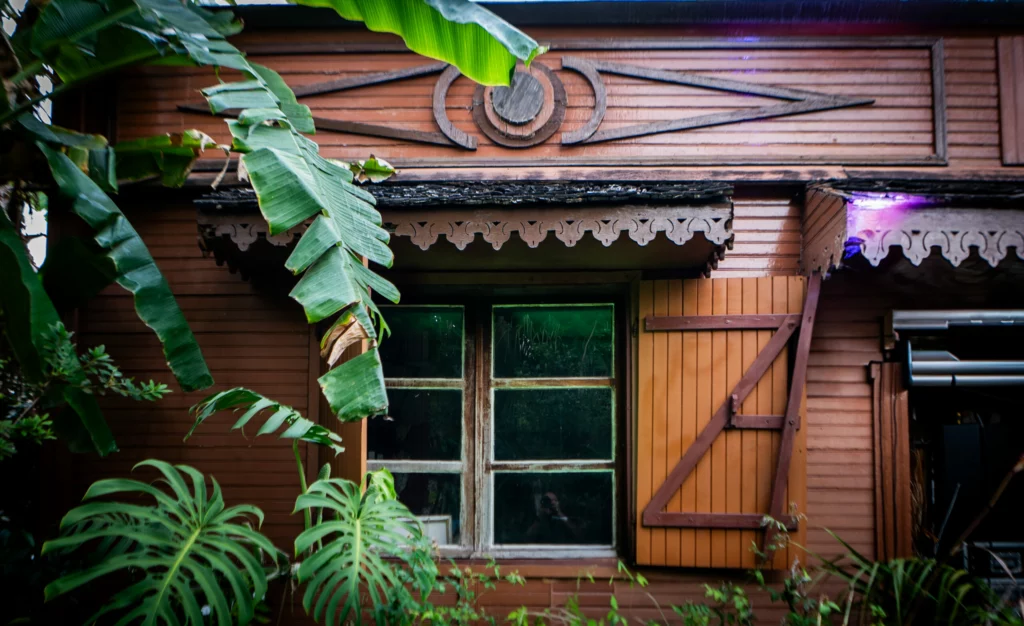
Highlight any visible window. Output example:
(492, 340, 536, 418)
(369, 302, 618, 559)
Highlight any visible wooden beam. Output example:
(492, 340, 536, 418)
(730, 414, 785, 430)
(290, 62, 446, 97)
(646, 314, 798, 331)
(762, 272, 823, 559)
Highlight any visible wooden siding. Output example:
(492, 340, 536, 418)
(997, 36, 1024, 165)
(57, 202, 317, 549)
(104, 31, 1019, 181)
(635, 276, 807, 569)
(717, 195, 802, 278)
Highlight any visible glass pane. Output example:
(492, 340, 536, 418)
(493, 305, 613, 378)
(379, 306, 463, 379)
(393, 472, 462, 546)
(493, 472, 613, 545)
(368, 389, 462, 461)
(493, 388, 612, 461)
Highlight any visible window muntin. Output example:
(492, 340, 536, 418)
(369, 305, 467, 548)
(369, 302, 616, 558)
(487, 304, 615, 554)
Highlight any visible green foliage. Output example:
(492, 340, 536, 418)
(38, 142, 214, 392)
(0, 321, 167, 458)
(818, 529, 1021, 626)
(674, 584, 755, 626)
(384, 557, 526, 626)
(187, 387, 344, 455)
(291, 0, 545, 86)
(293, 469, 434, 625)
(42, 460, 286, 626)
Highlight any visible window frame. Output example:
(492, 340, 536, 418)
(369, 295, 625, 560)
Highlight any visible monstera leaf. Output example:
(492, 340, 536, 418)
(43, 460, 283, 626)
(293, 471, 433, 624)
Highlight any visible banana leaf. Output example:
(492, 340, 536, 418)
(292, 0, 545, 86)
(38, 143, 213, 392)
(0, 212, 117, 455)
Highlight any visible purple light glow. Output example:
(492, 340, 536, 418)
(847, 192, 930, 212)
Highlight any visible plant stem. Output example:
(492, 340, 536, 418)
(293, 439, 312, 532)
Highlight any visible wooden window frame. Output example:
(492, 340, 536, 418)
(370, 292, 627, 560)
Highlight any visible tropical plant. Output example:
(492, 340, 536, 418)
(42, 459, 288, 626)
(819, 529, 1021, 626)
(187, 387, 344, 455)
(1, 0, 544, 456)
(293, 472, 437, 625)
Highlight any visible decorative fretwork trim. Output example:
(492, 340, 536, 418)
(198, 205, 733, 253)
(802, 185, 1024, 275)
(387, 205, 733, 251)
(850, 207, 1024, 267)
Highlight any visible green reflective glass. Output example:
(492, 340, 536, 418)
(493, 388, 612, 461)
(493, 472, 613, 545)
(368, 389, 461, 461)
(393, 472, 461, 545)
(378, 306, 463, 379)
(493, 305, 613, 378)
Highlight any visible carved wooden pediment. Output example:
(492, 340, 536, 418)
(803, 183, 1024, 275)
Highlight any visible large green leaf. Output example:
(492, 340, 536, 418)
(318, 347, 387, 421)
(40, 236, 118, 313)
(38, 142, 213, 392)
(0, 212, 117, 455)
(187, 387, 344, 455)
(0, 211, 63, 381)
(113, 130, 227, 187)
(43, 460, 282, 626)
(293, 471, 434, 625)
(292, 0, 545, 86)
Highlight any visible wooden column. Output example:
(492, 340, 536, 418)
(998, 36, 1024, 165)
(870, 362, 913, 560)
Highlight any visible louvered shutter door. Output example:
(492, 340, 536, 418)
(636, 277, 809, 569)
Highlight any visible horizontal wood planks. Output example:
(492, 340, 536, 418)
(106, 31, 1021, 175)
(56, 203, 314, 550)
(717, 196, 802, 277)
(636, 277, 806, 569)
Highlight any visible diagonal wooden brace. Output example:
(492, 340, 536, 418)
(642, 313, 801, 527)
(761, 272, 823, 559)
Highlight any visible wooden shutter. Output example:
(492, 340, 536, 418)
(635, 277, 812, 569)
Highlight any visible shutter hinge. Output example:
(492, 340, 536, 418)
(631, 319, 639, 338)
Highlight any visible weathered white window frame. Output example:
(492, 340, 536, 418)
(369, 302, 618, 560)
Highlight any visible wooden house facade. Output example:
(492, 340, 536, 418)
(53, 2, 1024, 620)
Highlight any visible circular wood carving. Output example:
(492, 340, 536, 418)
(492, 72, 544, 124)
(472, 63, 566, 149)
(431, 65, 477, 150)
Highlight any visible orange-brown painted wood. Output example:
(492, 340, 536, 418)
(635, 276, 807, 569)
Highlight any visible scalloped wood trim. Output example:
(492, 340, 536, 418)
(802, 185, 1024, 274)
(198, 205, 733, 253)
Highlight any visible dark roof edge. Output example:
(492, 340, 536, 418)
(233, 2, 1024, 31)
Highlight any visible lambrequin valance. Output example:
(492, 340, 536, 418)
(195, 181, 736, 278)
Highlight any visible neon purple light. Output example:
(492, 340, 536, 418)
(847, 192, 930, 212)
